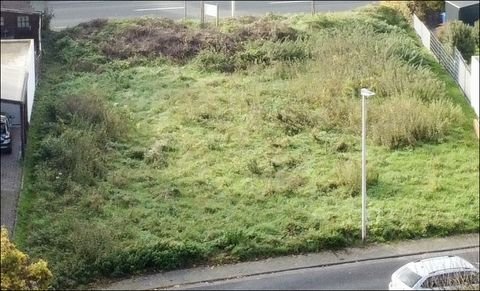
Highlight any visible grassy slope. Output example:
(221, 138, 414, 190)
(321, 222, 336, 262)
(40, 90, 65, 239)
(15, 6, 479, 288)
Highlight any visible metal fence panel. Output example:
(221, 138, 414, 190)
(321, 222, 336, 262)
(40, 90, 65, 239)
(411, 14, 475, 107)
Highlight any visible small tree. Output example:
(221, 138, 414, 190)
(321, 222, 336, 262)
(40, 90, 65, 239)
(438, 20, 476, 61)
(380, 1, 412, 23)
(380, 1, 445, 27)
(408, 0, 445, 27)
(1, 227, 53, 290)
(474, 20, 480, 55)
(41, 7, 55, 32)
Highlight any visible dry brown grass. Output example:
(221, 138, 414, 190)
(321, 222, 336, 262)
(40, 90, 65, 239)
(64, 17, 304, 63)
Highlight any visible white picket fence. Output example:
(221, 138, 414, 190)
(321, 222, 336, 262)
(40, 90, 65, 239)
(412, 14, 479, 117)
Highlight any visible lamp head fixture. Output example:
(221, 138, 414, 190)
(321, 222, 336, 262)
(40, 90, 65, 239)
(360, 88, 375, 97)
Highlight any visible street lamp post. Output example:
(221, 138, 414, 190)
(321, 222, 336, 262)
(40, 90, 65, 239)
(360, 88, 375, 243)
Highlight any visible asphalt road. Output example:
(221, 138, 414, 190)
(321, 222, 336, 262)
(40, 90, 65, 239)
(36, 1, 376, 30)
(0, 128, 23, 237)
(169, 248, 480, 290)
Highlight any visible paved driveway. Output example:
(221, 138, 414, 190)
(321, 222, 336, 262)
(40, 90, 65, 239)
(1, 128, 23, 236)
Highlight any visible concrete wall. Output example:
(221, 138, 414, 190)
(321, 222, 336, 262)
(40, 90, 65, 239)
(471, 56, 479, 117)
(413, 14, 430, 50)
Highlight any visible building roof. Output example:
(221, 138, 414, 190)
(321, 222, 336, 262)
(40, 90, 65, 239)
(0, 0, 40, 14)
(1, 40, 33, 103)
(446, 1, 480, 8)
(1, 40, 33, 67)
(1, 66, 27, 103)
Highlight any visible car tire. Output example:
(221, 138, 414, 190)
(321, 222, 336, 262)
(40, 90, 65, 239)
(5, 146, 12, 154)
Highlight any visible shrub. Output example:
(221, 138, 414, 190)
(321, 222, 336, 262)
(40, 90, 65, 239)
(41, 7, 55, 32)
(35, 128, 106, 189)
(276, 106, 315, 135)
(247, 159, 263, 175)
(233, 17, 303, 42)
(54, 36, 100, 68)
(144, 138, 175, 168)
(379, 1, 412, 24)
(194, 50, 235, 73)
(474, 20, 480, 54)
(333, 160, 379, 197)
(370, 98, 461, 149)
(57, 94, 126, 142)
(438, 20, 476, 61)
(380, 1, 444, 27)
(407, 1, 444, 27)
(97, 241, 205, 277)
(236, 39, 311, 68)
(31, 94, 126, 191)
(1, 227, 53, 290)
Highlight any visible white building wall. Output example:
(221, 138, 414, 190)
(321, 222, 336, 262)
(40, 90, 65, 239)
(471, 56, 479, 118)
(26, 40, 36, 123)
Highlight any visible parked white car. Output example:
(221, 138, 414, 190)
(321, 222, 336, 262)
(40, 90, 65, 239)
(388, 255, 479, 290)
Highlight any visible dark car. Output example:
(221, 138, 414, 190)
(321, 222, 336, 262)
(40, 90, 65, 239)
(1, 114, 12, 154)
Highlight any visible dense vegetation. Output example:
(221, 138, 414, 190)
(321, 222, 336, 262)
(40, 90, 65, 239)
(1, 227, 52, 290)
(15, 5, 479, 288)
(438, 19, 479, 61)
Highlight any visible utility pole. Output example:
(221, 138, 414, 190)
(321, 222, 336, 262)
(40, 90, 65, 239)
(231, 1, 236, 18)
(311, 0, 315, 15)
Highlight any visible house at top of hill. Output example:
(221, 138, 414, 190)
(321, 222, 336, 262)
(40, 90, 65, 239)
(1, 1, 42, 54)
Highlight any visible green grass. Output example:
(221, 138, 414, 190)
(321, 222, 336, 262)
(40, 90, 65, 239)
(14, 5, 479, 289)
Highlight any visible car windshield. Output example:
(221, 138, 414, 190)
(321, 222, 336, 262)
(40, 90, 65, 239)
(1, 123, 6, 135)
(398, 267, 422, 287)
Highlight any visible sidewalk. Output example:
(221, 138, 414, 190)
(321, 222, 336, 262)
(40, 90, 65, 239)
(101, 233, 479, 290)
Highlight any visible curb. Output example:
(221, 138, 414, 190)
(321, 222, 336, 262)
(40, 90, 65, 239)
(157, 245, 479, 290)
(101, 234, 479, 290)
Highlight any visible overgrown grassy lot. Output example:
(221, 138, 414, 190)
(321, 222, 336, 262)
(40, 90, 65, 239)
(15, 5, 479, 288)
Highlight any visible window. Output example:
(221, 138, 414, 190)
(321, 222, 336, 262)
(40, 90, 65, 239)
(17, 16, 30, 28)
(422, 272, 480, 289)
(398, 268, 422, 288)
(0, 17, 4, 26)
(422, 274, 445, 289)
